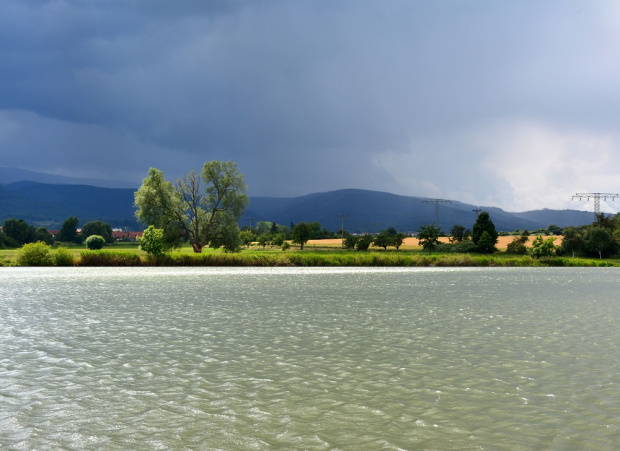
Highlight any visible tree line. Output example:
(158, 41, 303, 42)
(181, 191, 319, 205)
(0, 216, 116, 250)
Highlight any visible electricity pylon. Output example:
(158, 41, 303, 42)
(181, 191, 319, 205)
(423, 199, 452, 224)
(337, 214, 348, 247)
(572, 193, 619, 220)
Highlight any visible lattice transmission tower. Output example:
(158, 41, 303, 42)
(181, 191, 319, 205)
(572, 193, 619, 220)
(423, 199, 452, 224)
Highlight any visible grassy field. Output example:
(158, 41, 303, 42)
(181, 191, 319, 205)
(1, 237, 618, 267)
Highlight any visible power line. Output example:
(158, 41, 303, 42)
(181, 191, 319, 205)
(422, 199, 452, 224)
(337, 214, 348, 248)
(572, 193, 619, 220)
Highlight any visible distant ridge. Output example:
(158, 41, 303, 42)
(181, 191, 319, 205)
(0, 166, 137, 189)
(243, 189, 594, 233)
(0, 180, 595, 232)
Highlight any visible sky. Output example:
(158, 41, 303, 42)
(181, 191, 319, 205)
(1, 0, 620, 213)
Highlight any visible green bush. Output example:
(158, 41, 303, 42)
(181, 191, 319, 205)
(15, 241, 53, 266)
(437, 240, 478, 253)
(54, 246, 75, 266)
(85, 235, 106, 250)
(281, 241, 291, 251)
(531, 235, 557, 258)
(80, 250, 143, 266)
(138, 226, 165, 256)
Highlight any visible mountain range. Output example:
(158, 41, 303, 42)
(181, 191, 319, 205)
(0, 170, 595, 233)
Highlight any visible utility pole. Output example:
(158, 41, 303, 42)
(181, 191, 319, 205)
(245, 217, 254, 230)
(572, 193, 619, 220)
(472, 209, 482, 216)
(423, 199, 452, 225)
(337, 214, 348, 248)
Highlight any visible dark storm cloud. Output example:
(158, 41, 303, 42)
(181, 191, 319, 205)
(1, 0, 619, 211)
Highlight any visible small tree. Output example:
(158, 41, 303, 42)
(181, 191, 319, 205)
(138, 225, 166, 256)
(291, 222, 312, 251)
(472, 212, 498, 253)
(418, 223, 441, 253)
(355, 234, 374, 251)
(257, 232, 272, 249)
(449, 224, 470, 243)
(291, 222, 312, 250)
(392, 233, 406, 250)
(239, 229, 256, 248)
(344, 234, 358, 250)
(584, 227, 613, 259)
(506, 230, 529, 255)
(373, 230, 393, 250)
(530, 235, 556, 258)
(57, 216, 82, 244)
(560, 227, 583, 258)
(272, 232, 287, 247)
(85, 235, 106, 250)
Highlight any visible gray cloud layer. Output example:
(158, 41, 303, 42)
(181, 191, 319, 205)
(1, 0, 619, 212)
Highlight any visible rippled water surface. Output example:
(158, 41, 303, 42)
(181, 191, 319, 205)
(1, 267, 620, 449)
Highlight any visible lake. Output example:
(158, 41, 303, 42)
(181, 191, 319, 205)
(1, 267, 619, 449)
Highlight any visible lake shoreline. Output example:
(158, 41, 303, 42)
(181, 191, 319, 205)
(74, 250, 617, 267)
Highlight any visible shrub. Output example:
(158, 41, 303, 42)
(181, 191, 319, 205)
(281, 241, 291, 251)
(85, 235, 106, 250)
(436, 240, 478, 253)
(80, 250, 143, 266)
(15, 241, 53, 266)
(530, 235, 557, 259)
(54, 246, 75, 266)
(451, 240, 479, 253)
(138, 226, 165, 256)
(506, 242, 527, 255)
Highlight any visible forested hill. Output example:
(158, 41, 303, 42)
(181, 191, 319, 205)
(0, 181, 139, 229)
(0, 182, 594, 233)
(243, 189, 593, 233)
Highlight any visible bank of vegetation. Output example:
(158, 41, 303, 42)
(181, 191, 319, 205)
(1, 241, 617, 268)
(2, 160, 620, 268)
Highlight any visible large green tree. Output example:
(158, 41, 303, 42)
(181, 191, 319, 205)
(418, 223, 441, 253)
(472, 212, 498, 253)
(56, 216, 81, 244)
(372, 230, 393, 250)
(584, 227, 614, 259)
(291, 222, 312, 250)
(3, 218, 29, 245)
(449, 224, 470, 243)
(134, 161, 248, 253)
(560, 227, 584, 258)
